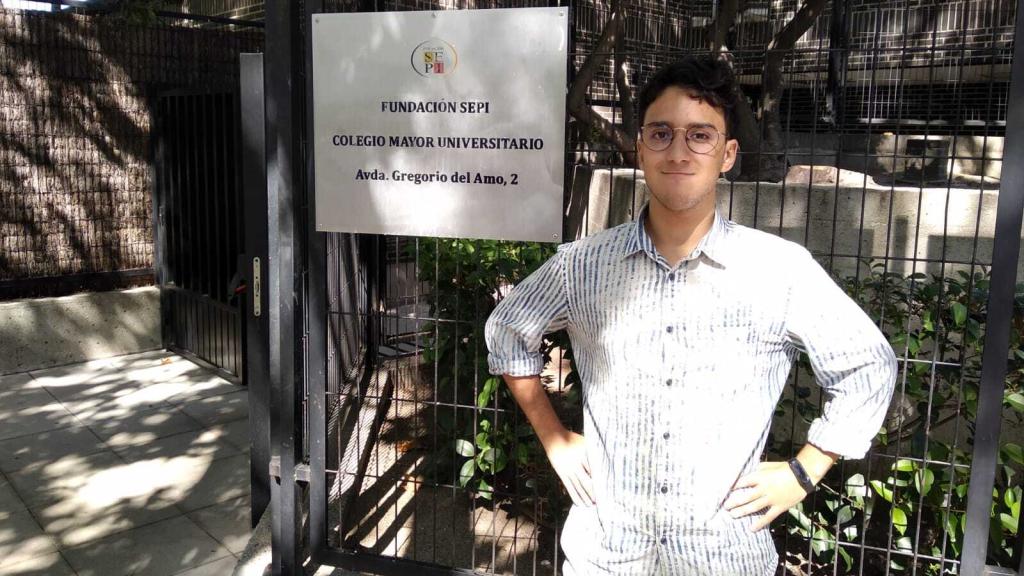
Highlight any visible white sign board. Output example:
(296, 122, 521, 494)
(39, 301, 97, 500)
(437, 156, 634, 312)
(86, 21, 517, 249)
(312, 8, 567, 242)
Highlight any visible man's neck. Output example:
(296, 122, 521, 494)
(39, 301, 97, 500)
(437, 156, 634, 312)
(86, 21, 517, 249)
(644, 202, 716, 269)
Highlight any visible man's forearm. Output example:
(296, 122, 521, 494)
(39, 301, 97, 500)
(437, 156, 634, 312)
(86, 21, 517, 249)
(502, 374, 570, 449)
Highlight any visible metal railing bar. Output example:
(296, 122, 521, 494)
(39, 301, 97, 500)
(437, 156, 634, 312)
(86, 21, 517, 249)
(960, 0, 1024, 570)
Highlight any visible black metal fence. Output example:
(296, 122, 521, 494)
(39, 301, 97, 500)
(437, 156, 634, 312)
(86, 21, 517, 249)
(153, 90, 246, 379)
(0, 6, 261, 300)
(256, 0, 1024, 575)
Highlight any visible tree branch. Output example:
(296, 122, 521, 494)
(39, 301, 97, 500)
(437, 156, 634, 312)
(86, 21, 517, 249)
(706, 0, 741, 54)
(567, 0, 635, 161)
(613, 30, 636, 139)
(768, 0, 828, 53)
(704, 0, 761, 180)
(756, 0, 827, 181)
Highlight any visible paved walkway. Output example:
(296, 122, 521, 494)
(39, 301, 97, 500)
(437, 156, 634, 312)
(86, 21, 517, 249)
(0, 350, 253, 576)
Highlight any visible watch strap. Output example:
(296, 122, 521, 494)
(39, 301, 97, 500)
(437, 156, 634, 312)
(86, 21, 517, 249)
(788, 458, 816, 494)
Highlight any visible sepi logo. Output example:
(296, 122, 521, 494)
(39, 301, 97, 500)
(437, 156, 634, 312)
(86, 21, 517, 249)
(411, 39, 458, 77)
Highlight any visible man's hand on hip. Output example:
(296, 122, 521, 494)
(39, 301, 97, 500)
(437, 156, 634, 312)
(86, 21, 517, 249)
(724, 444, 838, 532)
(545, 430, 596, 507)
(723, 461, 809, 531)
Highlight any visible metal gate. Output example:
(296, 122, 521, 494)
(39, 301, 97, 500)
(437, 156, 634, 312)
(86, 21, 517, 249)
(257, 0, 1024, 575)
(153, 90, 245, 381)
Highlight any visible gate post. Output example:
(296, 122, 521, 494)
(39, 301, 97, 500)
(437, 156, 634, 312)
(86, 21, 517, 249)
(960, 0, 1024, 572)
(265, 0, 304, 573)
(303, 0, 329, 564)
(240, 52, 272, 530)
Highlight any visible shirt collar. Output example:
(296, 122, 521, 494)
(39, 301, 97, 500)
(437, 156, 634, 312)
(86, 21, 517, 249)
(623, 205, 732, 268)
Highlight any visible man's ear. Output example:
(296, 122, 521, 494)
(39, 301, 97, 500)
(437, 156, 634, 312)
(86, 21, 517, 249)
(720, 138, 739, 174)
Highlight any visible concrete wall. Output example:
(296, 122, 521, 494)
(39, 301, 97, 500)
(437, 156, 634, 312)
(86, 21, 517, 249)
(567, 165, 1017, 279)
(783, 133, 1004, 183)
(0, 286, 160, 374)
(0, 9, 262, 286)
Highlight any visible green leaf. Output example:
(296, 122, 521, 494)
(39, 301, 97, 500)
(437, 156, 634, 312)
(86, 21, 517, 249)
(910, 335, 922, 356)
(788, 504, 813, 535)
(476, 478, 493, 499)
(951, 302, 968, 327)
(888, 475, 910, 488)
(1006, 393, 1024, 413)
(891, 507, 909, 536)
(836, 505, 854, 525)
(945, 513, 960, 541)
(455, 439, 476, 457)
(475, 432, 490, 450)
(1001, 512, 1018, 535)
(477, 377, 498, 408)
(871, 480, 894, 502)
(493, 448, 508, 473)
(837, 546, 854, 571)
(458, 459, 476, 487)
(915, 468, 935, 497)
(895, 536, 913, 551)
(894, 459, 916, 472)
(477, 448, 495, 472)
(956, 483, 969, 499)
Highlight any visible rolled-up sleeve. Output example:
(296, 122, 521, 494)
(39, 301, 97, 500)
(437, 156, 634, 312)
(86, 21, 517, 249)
(784, 249, 898, 459)
(485, 246, 570, 377)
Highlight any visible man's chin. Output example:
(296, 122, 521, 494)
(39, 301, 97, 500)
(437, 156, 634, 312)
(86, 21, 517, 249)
(650, 194, 714, 215)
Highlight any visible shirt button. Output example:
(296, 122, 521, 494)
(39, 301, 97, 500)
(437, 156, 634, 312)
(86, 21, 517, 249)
(665, 379, 673, 386)
(666, 326, 674, 333)
(660, 485, 668, 494)
(660, 537, 668, 545)
(667, 273, 676, 282)
(663, 432, 670, 439)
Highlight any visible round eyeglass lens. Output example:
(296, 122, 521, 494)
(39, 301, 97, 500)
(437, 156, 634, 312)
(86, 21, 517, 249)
(685, 127, 719, 154)
(641, 125, 721, 154)
(642, 126, 674, 151)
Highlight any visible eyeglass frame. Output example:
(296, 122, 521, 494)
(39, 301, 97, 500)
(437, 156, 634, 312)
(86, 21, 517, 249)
(638, 123, 730, 155)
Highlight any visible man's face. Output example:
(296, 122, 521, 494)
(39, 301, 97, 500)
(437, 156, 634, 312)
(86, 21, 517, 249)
(637, 86, 738, 216)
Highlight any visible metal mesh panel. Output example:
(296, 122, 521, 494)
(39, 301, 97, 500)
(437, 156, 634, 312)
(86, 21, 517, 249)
(314, 1, 1022, 574)
(0, 8, 261, 298)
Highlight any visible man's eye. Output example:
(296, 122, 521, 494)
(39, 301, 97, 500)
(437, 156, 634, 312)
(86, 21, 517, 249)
(650, 128, 673, 141)
(689, 130, 713, 142)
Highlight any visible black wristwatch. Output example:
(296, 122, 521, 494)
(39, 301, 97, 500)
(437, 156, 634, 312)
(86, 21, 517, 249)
(788, 458, 816, 494)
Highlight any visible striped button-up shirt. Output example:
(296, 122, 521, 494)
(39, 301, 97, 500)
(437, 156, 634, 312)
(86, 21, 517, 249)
(485, 208, 897, 575)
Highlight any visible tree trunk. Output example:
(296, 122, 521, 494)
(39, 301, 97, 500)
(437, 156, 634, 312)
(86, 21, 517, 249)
(759, 0, 828, 181)
(614, 31, 637, 142)
(567, 0, 636, 163)
(706, 0, 763, 181)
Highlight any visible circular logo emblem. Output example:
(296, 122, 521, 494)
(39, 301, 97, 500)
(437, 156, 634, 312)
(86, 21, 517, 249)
(411, 39, 458, 77)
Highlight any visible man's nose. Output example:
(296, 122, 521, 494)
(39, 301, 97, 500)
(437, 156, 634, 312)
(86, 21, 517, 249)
(666, 133, 693, 162)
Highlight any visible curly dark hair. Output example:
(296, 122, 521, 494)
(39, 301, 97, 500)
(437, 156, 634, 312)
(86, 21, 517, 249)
(637, 55, 739, 136)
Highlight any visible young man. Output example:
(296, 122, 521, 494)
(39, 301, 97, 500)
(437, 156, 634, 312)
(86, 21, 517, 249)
(485, 56, 896, 575)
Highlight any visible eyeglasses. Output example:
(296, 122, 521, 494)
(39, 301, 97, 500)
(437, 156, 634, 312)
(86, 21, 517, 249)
(639, 124, 727, 155)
